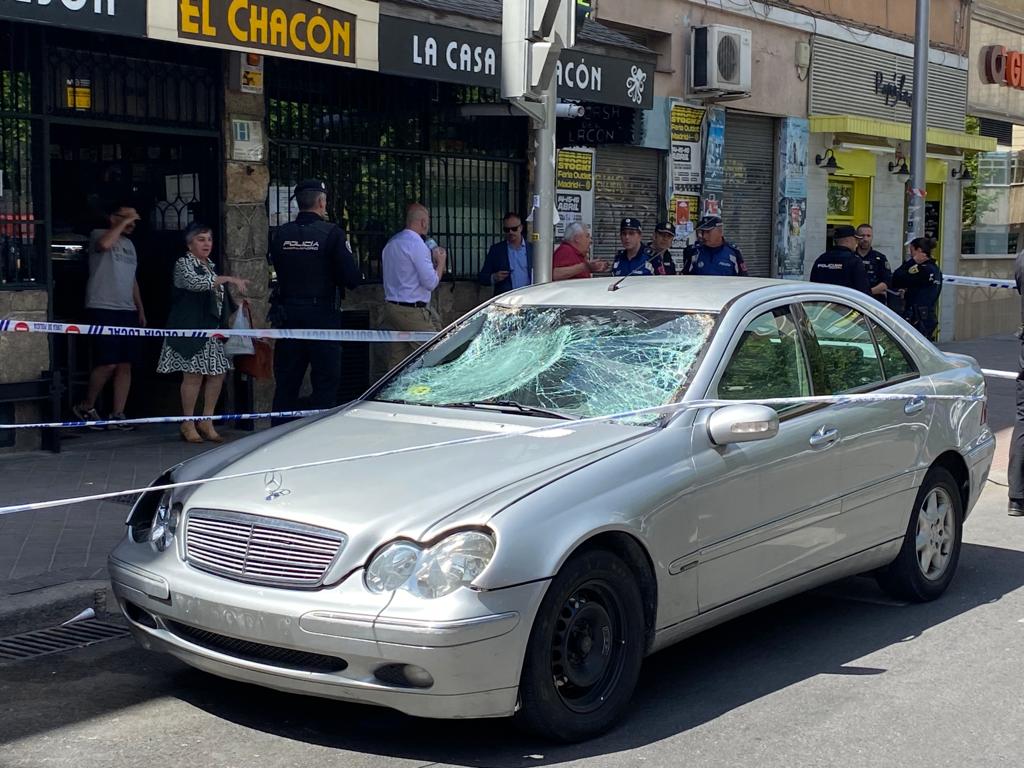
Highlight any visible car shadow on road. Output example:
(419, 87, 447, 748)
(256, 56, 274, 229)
(160, 541, 1024, 765)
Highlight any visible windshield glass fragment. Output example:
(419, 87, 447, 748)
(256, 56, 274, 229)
(375, 305, 716, 420)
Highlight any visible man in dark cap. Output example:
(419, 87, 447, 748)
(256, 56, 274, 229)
(648, 221, 678, 275)
(808, 225, 871, 293)
(683, 215, 748, 276)
(269, 178, 361, 423)
(612, 218, 663, 276)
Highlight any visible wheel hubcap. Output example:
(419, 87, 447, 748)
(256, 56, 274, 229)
(915, 487, 955, 581)
(550, 582, 626, 713)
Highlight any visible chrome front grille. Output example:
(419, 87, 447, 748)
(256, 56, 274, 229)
(183, 509, 346, 588)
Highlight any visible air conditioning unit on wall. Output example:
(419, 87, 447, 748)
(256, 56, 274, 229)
(691, 24, 752, 97)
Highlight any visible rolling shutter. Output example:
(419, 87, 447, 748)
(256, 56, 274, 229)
(593, 146, 662, 261)
(723, 112, 775, 277)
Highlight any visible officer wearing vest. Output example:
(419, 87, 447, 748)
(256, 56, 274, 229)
(682, 215, 748, 276)
(269, 179, 360, 423)
(892, 236, 942, 340)
(809, 224, 871, 293)
(612, 218, 664, 276)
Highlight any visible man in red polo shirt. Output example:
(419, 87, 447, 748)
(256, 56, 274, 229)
(552, 222, 610, 280)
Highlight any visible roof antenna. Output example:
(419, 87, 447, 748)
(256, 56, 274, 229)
(608, 250, 663, 291)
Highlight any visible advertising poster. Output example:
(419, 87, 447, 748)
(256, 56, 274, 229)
(670, 102, 705, 192)
(774, 117, 809, 279)
(669, 194, 700, 248)
(702, 106, 726, 216)
(555, 147, 595, 240)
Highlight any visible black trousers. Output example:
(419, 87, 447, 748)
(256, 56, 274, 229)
(1008, 340, 1024, 501)
(271, 305, 342, 424)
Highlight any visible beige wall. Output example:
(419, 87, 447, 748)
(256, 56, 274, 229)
(953, 259, 1019, 339)
(0, 289, 48, 451)
(780, 0, 966, 51)
(596, 0, 809, 117)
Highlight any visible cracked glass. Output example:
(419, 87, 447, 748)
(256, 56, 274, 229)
(375, 305, 717, 421)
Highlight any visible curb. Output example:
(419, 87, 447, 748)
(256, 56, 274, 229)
(0, 579, 116, 637)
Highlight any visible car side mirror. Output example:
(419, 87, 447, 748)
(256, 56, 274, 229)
(707, 404, 779, 446)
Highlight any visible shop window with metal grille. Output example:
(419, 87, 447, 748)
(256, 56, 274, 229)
(267, 61, 528, 280)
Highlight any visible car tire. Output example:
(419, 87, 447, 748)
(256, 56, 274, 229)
(516, 548, 646, 743)
(877, 466, 963, 602)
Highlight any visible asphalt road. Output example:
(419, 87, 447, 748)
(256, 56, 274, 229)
(2, 481, 1023, 768)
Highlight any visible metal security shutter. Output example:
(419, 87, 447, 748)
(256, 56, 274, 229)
(723, 113, 775, 277)
(593, 146, 662, 261)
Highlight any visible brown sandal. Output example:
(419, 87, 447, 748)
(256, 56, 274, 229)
(196, 420, 225, 443)
(180, 421, 203, 444)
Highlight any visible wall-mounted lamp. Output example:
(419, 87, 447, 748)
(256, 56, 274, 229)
(951, 163, 973, 182)
(815, 148, 842, 175)
(888, 151, 910, 177)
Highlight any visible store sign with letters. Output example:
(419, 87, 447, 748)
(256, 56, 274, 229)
(378, 17, 654, 109)
(982, 45, 1024, 90)
(147, 0, 379, 70)
(0, 0, 146, 36)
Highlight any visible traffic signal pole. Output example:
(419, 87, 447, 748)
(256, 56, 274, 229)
(532, 81, 557, 284)
(907, 0, 929, 242)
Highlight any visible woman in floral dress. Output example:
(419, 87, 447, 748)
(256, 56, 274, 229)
(157, 224, 248, 443)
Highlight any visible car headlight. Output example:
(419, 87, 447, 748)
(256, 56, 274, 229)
(149, 492, 181, 553)
(365, 530, 495, 599)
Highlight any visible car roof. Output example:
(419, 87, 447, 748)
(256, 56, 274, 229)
(495, 276, 796, 312)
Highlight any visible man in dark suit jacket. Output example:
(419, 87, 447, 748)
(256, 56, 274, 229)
(478, 212, 533, 295)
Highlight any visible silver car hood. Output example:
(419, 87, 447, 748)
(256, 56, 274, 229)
(176, 401, 650, 566)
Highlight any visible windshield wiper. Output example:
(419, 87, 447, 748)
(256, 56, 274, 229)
(444, 400, 578, 420)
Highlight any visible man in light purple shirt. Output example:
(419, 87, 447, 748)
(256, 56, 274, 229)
(380, 203, 447, 370)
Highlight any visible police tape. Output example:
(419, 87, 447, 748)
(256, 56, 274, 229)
(0, 391, 987, 517)
(0, 368, 1014, 431)
(0, 318, 435, 343)
(942, 274, 1016, 290)
(0, 409, 325, 430)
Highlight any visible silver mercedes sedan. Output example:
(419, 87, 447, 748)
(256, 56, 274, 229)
(109, 277, 994, 742)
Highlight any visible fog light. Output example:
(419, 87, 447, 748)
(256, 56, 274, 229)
(374, 663, 434, 688)
(403, 664, 434, 688)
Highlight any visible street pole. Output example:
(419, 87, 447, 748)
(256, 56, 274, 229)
(907, 0, 930, 242)
(532, 79, 557, 284)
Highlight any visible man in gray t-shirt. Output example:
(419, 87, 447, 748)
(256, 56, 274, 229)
(73, 204, 147, 429)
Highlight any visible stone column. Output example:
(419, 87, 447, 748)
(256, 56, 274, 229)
(0, 289, 49, 451)
(222, 56, 272, 411)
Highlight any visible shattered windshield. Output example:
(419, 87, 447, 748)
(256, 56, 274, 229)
(374, 304, 717, 420)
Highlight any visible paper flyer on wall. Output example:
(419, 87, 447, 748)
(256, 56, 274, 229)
(669, 102, 705, 193)
(555, 147, 595, 240)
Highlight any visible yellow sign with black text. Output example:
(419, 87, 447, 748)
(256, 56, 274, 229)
(147, 0, 379, 71)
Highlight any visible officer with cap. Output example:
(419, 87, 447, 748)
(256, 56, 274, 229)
(613, 218, 664, 276)
(892, 236, 942, 339)
(809, 225, 871, 293)
(683, 215, 748, 276)
(269, 179, 360, 422)
(648, 221, 678, 275)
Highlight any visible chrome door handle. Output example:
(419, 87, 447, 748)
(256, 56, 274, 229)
(904, 396, 927, 415)
(809, 426, 840, 447)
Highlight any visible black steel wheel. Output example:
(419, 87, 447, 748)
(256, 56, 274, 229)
(517, 548, 646, 742)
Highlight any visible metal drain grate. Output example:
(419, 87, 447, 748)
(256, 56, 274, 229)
(0, 620, 130, 663)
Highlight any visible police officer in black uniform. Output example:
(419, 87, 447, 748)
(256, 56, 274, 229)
(269, 179, 360, 422)
(855, 223, 892, 304)
(892, 236, 942, 340)
(809, 224, 871, 293)
(648, 221, 678, 275)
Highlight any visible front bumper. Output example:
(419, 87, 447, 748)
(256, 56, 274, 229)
(109, 545, 548, 720)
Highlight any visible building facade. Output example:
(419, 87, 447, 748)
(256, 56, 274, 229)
(957, 0, 1024, 339)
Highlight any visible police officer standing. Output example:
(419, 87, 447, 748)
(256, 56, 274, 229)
(855, 223, 892, 303)
(269, 179, 360, 422)
(613, 218, 663, 276)
(648, 221, 678, 275)
(1007, 247, 1024, 517)
(683, 215, 748, 276)
(892, 237, 942, 340)
(809, 225, 871, 293)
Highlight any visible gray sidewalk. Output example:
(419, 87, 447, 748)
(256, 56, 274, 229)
(0, 334, 1019, 629)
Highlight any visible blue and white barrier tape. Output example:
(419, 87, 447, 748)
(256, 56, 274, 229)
(0, 391, 986, 517)
(0, 409, 325, 430)
(941, 274, 1016, 290)
(0, 319, 434, 342)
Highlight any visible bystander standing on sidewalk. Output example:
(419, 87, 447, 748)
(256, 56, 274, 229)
(552, 223, 610, 280)
(73, 202, 147, 430)
(1007, 247, 1024, 517)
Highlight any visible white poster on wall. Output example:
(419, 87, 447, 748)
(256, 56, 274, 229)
(555, 147, 595, 240)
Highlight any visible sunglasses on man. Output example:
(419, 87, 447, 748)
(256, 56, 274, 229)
(503, 225, 521, 232)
